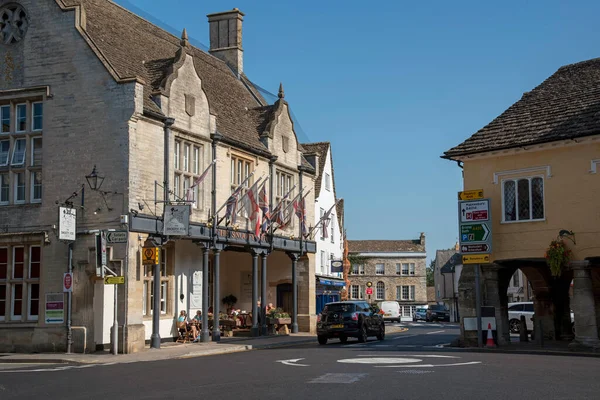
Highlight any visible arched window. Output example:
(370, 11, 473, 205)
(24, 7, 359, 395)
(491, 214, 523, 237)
(376, 281, 385, 300)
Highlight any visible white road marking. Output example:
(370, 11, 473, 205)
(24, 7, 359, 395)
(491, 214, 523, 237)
(338, 357, 422, 364)
(356, 354, 458, 359)
(390, 334, 419, 340)
(309, 373, 368, 384)
(276, 358, 309, 367)
(377, 361, 482, 368)
(426, 330, 445, 335)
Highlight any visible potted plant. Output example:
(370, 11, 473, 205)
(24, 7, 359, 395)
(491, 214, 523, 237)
(222, 294, 237, 309)
(545, 239, 572, 277)
(268, 308, 291, 325)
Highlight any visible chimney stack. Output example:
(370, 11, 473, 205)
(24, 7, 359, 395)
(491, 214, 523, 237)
(420, 232, 425, 247)
(207, 8, 244, 76)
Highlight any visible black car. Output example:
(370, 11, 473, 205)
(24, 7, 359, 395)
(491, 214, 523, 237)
(316, 301, 385, 345)
(426, 304, 450, 322)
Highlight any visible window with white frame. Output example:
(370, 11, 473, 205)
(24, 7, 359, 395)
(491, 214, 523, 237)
(232, 154, 253, 191)
(395, 264, 401, 275)
(0, 244, 41, 322)
(502, 177, 544, 222)
(320, 251, 327, 274)
(351, 263, 365, 275)
(359, 285, 365, 299)
(324, 173, 331, 191)
(174, 139, 204, 209)
(0, 100, 43, 206)
(143, 249, 170, 316)
(375, 263, 385, 275)
(410, 286, 415, 300)
(319, 208, 325, 240)
(409, 263, 415, 275)
(330, 214, 335, 243)
(396, 286, 402, 300)
(401, 263, 409, 276)
(350, 285, 359, 299)
(376, 281, 385, 300)
(400, 285, 415, 301)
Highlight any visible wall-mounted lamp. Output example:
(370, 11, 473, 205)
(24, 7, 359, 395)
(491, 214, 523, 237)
(85, 165, 105, 191)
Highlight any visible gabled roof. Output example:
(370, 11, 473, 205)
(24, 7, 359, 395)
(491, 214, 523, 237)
(301, 142, 332, 198)
(435, 249, 460, 273)
(443, 57, 600, 159)
(59, 0, 292, 155)
(348, 240, 425, 253)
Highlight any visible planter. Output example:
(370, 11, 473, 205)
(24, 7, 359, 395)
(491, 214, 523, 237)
(268, 317, 291, 325)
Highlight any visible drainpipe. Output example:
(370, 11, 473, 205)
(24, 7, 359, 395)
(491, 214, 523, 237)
(163, 118, 175, 204)
(210, 132, 222, 248)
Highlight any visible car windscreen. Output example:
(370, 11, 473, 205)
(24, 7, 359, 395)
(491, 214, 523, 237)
(430, 305, 446, 311)
(323, 304, 355, 313)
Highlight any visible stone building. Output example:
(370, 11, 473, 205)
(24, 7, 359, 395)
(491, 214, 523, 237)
(347, 236, 427, 319)
(0, 0, 321, 353)
(443, 56, 600, 349)
(302, 142, 344, 313)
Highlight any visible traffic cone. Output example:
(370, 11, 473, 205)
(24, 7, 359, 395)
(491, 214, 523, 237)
(486, 323, 496, 348)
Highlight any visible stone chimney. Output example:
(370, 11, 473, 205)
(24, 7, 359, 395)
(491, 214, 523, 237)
(207, 8, 244, 76)
(455, 241, 460, 251)
(420, 232, 425, 247)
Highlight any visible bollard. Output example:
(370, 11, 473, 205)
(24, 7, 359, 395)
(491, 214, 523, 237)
(519, 315, 528, 343)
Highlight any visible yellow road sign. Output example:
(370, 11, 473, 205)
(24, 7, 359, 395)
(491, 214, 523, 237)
(458, 189, 484, 201)
(104, 276, 125, 285)
(462, 254, 491, 264)
(142, 247, 159, 265)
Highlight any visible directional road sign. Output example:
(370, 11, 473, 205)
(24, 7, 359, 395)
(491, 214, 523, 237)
(106, 231, 128, 244)
(462, 254, 491, 264)
(458, 189, 484, 201)
(459, 200, 489, 223)
(460, 223, 490, 243)
(104, 276, 125, 285)
(461, 243, 490, 254)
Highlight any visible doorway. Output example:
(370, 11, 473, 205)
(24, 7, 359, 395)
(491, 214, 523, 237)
(277, 283, 292, 314)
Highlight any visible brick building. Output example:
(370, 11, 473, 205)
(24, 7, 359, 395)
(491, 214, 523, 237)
(347, 236, 427, 319)
(0, 0, 323, 352)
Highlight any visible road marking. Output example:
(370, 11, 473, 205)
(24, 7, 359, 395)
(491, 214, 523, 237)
(309, 373, 368, 384)
(373, 345, 392, 347)
(390, 334, 419, 340)
(276, 358, 309, 367)
(397, 370, 434, 374)
(426, 330, 445, 335)
(356, 354, 458, 359)
(377, 361, 482, 368)
(338, 357, 422, 364)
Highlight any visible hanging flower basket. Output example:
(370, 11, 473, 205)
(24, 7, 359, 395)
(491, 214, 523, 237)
(545, 239, 572, 277)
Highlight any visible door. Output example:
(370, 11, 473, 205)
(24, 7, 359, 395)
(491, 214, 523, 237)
(277, 283, 293, 315)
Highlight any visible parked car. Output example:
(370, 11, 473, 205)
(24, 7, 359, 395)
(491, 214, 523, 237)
(426, 304, 450, 322)
(316, 301, 385, 345)
(509, 301, 575, 334)
(413, 307, 427, 321)
(508, 302, 535, 333)
(377, 301, 401, 322)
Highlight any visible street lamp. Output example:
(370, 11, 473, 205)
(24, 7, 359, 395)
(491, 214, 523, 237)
(85, 165, 105, 191)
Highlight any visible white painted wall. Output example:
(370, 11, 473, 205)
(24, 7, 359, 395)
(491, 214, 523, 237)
(314, 147, 343, 278)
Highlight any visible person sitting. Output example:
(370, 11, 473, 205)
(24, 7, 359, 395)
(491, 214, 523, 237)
(193, 310, 202, 322)
(177, 310, 197, 341)
(266, 303, 275, 314)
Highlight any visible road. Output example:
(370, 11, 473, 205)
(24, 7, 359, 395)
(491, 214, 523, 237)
(1, 322, 600, 399)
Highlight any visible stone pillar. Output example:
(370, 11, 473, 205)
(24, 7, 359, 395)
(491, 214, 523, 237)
(482, 265, 510, 345)
(456, 264, 478, 347)
(569, 261, 600, 350)
(261, 253, 268, 336)
(251, 250, 259, 337)
(533, 291, 555, 342)
(591, 267, 600, 339)
(553, 275, 574, 341)
(212, 249, 221, 342)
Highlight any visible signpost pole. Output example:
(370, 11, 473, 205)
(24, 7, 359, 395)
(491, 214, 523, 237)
(151, 254, 161, 349)
(475, 263, 482, 348)
(113, 282, 118, 355)
(66, 242, 73, 354)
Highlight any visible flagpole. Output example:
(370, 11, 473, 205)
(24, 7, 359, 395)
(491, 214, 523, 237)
(214, 170, 257, 217)
(234, 175, 265, 219)
(306, 198, 341, 238)
(271, 188, 304, 233)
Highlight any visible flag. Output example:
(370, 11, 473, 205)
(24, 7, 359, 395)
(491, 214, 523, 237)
(240, 184, 260, 236)
(185, 161, 214, 204)
(258, 184, 270, 233)
(225, 194, 239, 224)
(293, 195, 307, 236)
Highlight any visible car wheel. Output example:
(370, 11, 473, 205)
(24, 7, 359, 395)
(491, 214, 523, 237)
(509, 319, 521, 334)
(377, 324, 385, 341)
(318, 335, 328, 345)
(357, 324, 368, 343)
(339, 336, 348, 344)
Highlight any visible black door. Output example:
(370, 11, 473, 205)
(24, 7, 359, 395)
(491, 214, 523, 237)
(277, 283, 293, 315)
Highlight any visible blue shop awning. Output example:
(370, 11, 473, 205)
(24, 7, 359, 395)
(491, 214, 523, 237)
(317, 277, 345, 287)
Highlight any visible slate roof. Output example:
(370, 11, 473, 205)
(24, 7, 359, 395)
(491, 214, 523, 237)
(348, 240, 425, 253)
(435, 249, 460, 274)
(61, 0, 305, 157)
(443, 58, 600, 158)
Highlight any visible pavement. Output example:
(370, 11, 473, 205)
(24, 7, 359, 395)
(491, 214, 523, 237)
(0, 324, 409, 365)
(3, 323, 600, 400)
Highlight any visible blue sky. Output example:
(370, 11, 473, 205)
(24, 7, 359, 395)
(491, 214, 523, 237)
(115, 0, 600, 263)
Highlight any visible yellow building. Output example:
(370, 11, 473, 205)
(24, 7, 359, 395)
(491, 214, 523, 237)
(443, 58, 600, 350)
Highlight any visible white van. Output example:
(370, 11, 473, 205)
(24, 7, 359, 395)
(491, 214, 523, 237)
(377, 301, 401, 322)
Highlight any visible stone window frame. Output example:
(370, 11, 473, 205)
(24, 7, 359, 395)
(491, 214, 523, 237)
(400, 285, 415, 301)
(0, 244, 41, 323)
(375, 263, 385, 275)
(0, 98, 44, 207)
(142, 248, 173, 317)
(275, 168, 294, 228)
(174, 138, 205, 210)
(501, 176, 545, 223)
(350, 264, 365, 275)
(376, 281, 385, 300)
(401, 263, 409, 276)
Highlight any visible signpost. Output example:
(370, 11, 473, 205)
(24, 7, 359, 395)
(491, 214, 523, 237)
(45, 293, 65, 324)
(458, 192, 493, 348)
(106, 231, 128, 244)
(58, 206, 76, 354)
(144, 241, 161, 349)
(331, 260, 343, 273)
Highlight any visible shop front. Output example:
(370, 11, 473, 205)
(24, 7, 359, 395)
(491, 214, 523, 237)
(316, 276, 345, 314)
